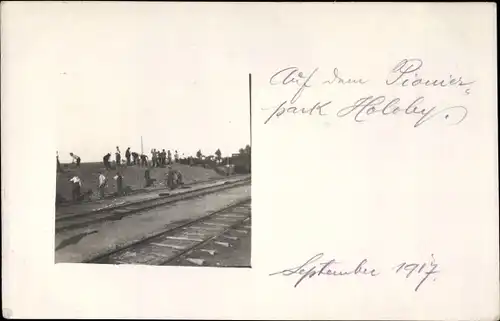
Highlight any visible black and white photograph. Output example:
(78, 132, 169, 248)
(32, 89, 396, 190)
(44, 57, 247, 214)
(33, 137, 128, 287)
(54, 42, 252, 267)
(3, 2, 497, 320)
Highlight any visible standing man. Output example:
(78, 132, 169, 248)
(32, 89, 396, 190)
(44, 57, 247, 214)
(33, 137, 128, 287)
(69, 152, 81, 168)
(98, 172, 107, 199)
(158, 149, 163, 167)
(103, 152, 111, 170)
(166, 166, 175, 190)
(160, 149, 166, 166)
(166, 150, 172, 165)
(174, 150, 179, 163)
(125, 147, 131, 166)
(114, 172, 123, 195)
(69, 175, 82, 202)
(115, 146, 121, 167)
(151, 149, 157, 168)
(145, 168, 152, 187)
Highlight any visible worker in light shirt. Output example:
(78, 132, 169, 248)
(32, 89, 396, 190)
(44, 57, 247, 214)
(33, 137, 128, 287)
(69, 152, 81, 168)
(69, 175, 82, 202)
(98, 172, 107, 199)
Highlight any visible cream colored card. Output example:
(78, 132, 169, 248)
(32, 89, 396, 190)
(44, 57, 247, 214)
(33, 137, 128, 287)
(2, 2, 498, 319)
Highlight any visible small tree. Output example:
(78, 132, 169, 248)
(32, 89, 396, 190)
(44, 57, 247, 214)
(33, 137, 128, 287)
(196, 149, 202, 160)
(239, 148, 245, 155)
(215, 149, 222, 164)
(244, 145, 251, 155)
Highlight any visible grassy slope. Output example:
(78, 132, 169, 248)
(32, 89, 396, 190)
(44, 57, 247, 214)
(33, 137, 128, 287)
(56, 162, 225, 201)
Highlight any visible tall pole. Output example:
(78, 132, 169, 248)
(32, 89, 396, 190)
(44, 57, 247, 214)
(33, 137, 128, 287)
(141, 136, 144, 155)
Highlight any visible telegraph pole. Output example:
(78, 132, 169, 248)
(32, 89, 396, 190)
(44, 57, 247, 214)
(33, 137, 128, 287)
(141, 136, 144, 155)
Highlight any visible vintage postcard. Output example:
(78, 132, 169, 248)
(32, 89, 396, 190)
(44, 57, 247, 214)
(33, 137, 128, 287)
(2, 2, 498, 320)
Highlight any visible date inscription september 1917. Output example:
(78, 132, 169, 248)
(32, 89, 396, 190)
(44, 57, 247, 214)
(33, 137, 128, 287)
(263, 58, 474, 127)
(269, 253, 440, 292)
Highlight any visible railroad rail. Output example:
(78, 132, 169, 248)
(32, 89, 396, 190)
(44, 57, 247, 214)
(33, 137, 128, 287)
(86, 198, 251, 266)
(56, 178, 251, 233)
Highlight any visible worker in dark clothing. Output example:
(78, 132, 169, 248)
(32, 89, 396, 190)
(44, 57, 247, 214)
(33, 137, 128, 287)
(140, 154, 148, 167)
(125, 147, 131, 166)
(166, 166, 175, 189)
(151, 149, 157, 168)
(114, 172, 123, 195)
(160, 149, 165, 166)
(132, 152, 139, 165)
(176, 170, 183, 185)
(103, 153, 111, 170)
(115, 146, 121, 167)
(144, 168, 152, 187)
(156, 149, 161, 167)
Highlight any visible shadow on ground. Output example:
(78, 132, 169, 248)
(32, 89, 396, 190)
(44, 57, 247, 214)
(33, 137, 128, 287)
(55, 230, 98, 251)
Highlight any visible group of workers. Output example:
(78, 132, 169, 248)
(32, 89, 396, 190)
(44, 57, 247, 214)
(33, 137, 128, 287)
(62, 162, 183, 205)
(150, 149, 179, 167)
(68, 171, 123, 202)
(57, 147, 183, 173)
(67, 166, 182, 203)
(144, 166, 183, 189)
(57, 146, 186, 203)
(101, 147, 180, 169)
(102, 146, 131, 169)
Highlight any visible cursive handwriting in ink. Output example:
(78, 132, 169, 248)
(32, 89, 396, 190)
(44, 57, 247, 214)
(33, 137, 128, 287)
(263, 100, 330, 125)
(322, 68, 369, 85)
(269, 67, 319, 104)
(393, 254, 440, 292)
(386, 58, 475, 95)
(269, 253, 379, 288)
(337, 95, 468, 128)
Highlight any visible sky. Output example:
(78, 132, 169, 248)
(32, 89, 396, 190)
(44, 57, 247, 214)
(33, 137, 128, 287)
(54, 4, 251, 162)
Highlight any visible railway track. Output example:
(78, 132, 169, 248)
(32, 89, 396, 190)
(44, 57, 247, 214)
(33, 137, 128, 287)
(55, 178, 250, 233)
(86, 198, 251, 266)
